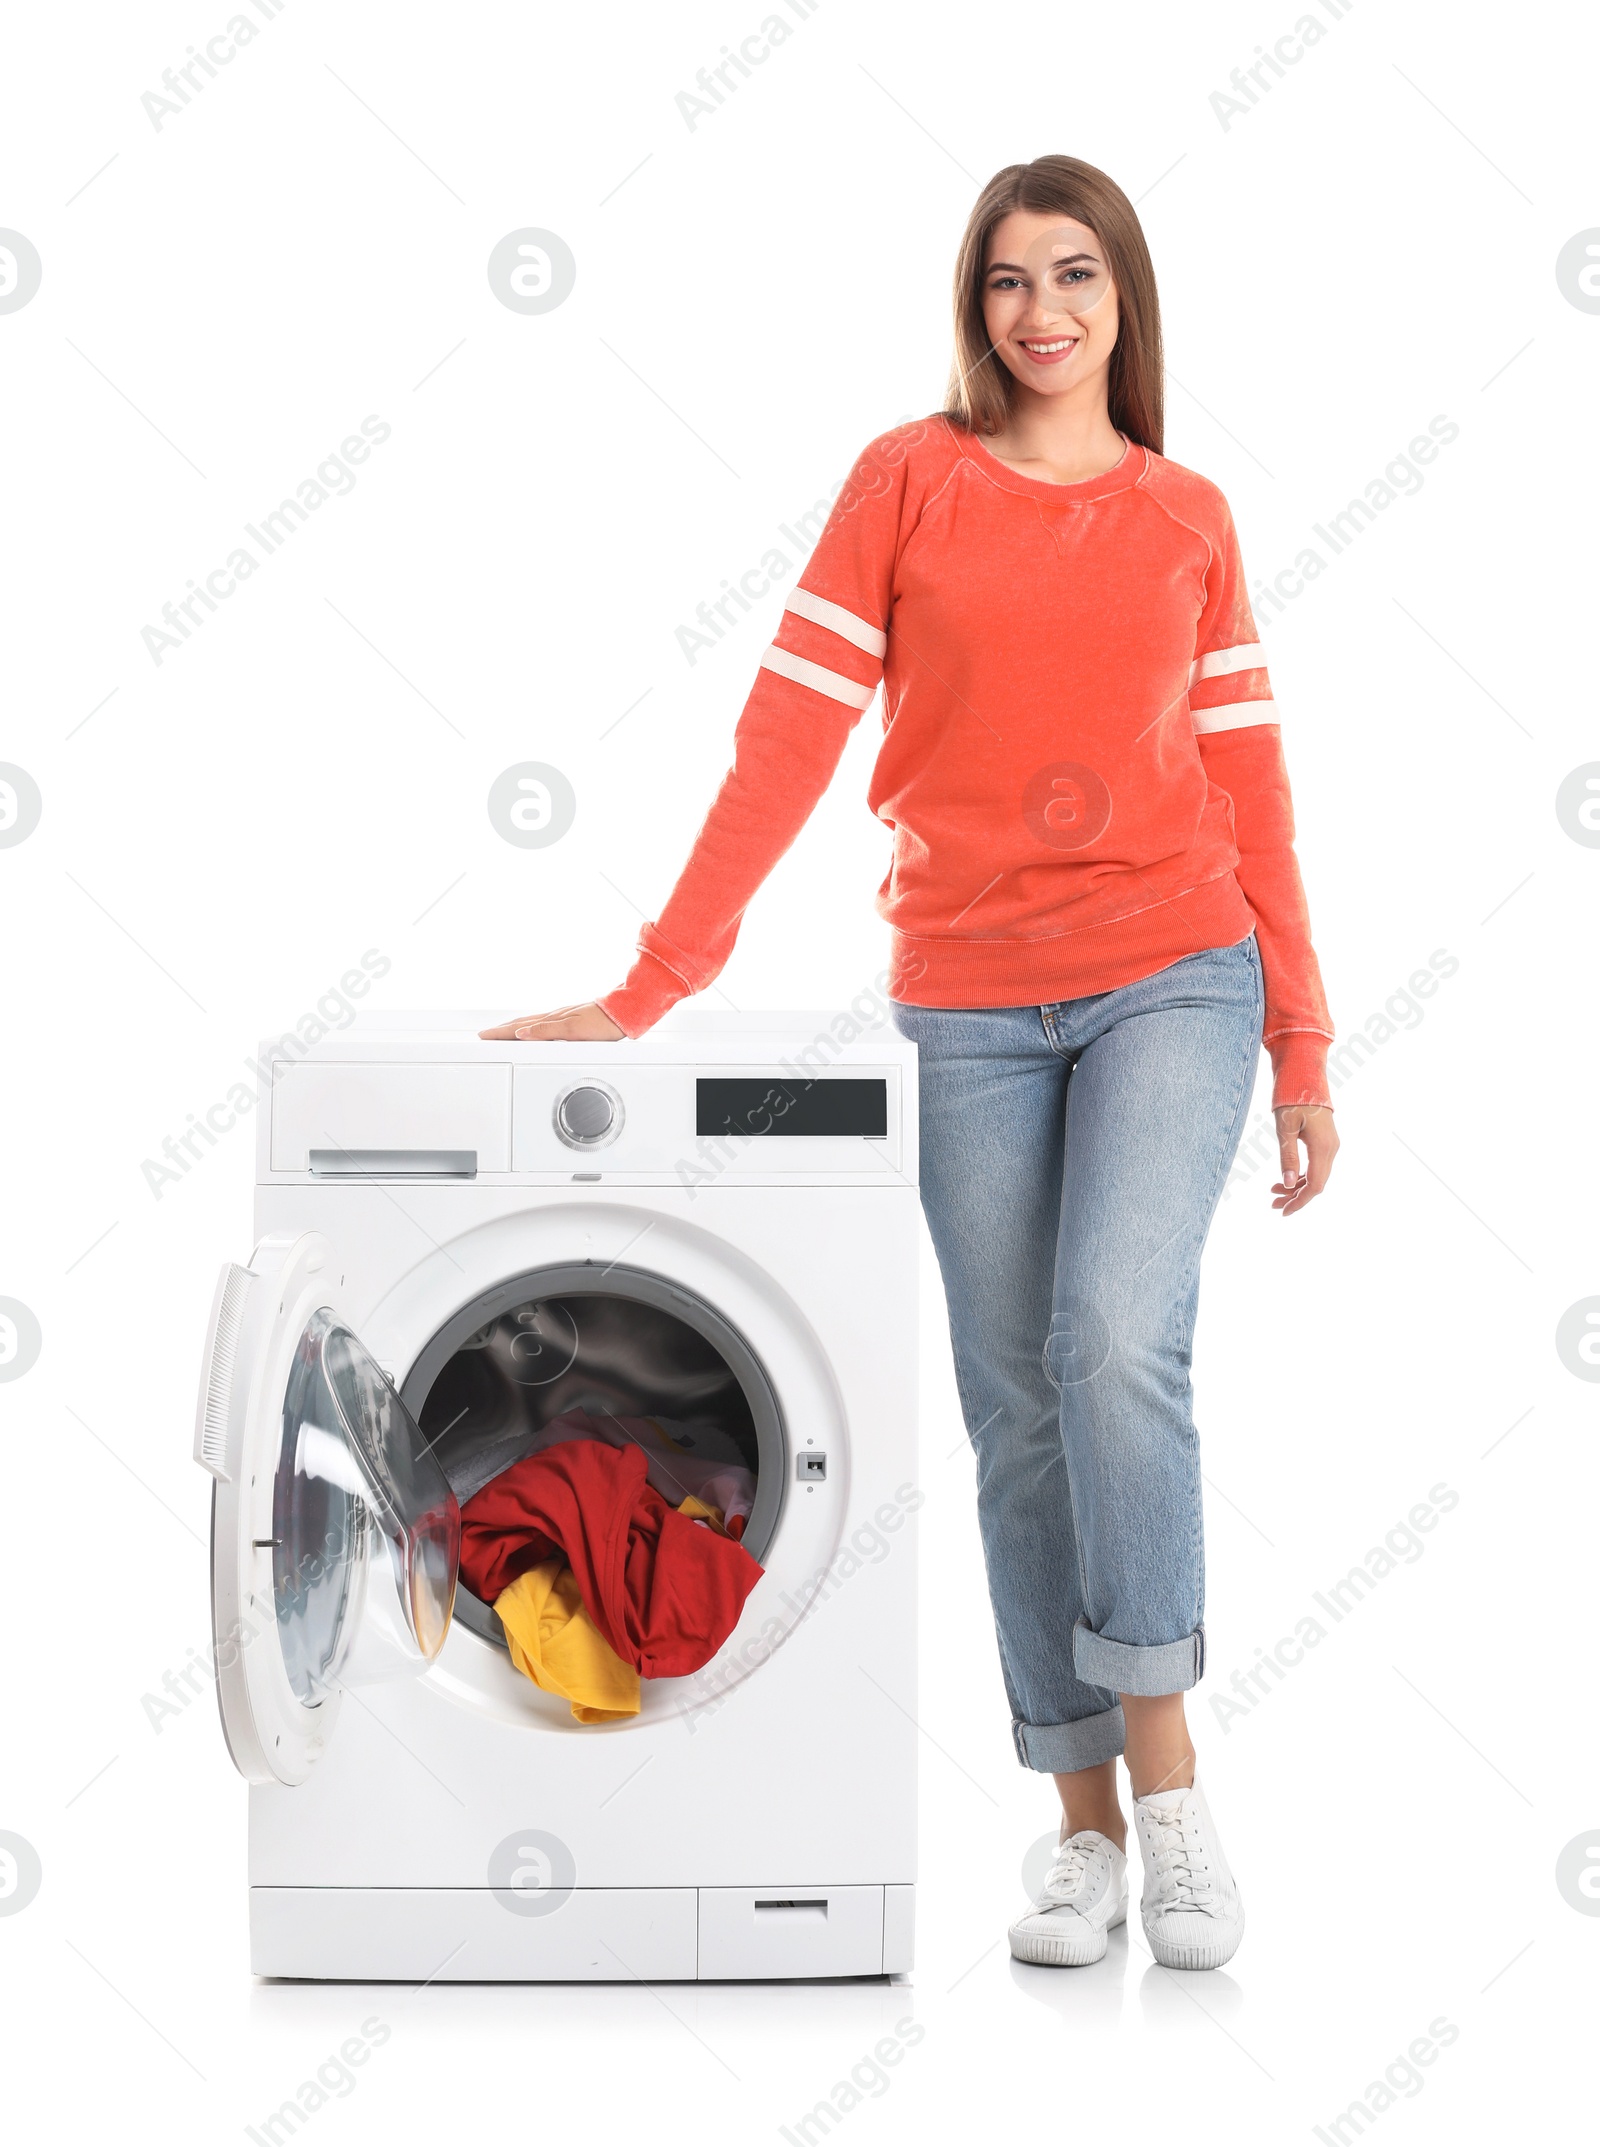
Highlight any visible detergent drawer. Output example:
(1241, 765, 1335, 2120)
(268, 1062, 513, 1174)
(251, 1886, 698, 1980)
(697, 1886, 886, 1978)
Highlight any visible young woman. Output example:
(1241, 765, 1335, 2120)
(484, 155, 1337, 1973)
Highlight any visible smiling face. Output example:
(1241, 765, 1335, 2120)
(982, 210, 1119, 399)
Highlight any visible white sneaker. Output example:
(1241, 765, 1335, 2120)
(1008, 1829, 1128, 1966)
(1132, 1776, 1245, 1969)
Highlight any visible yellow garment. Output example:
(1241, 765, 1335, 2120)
(675, 1492, 729, 1535)
(494, 1560, 640, 1722)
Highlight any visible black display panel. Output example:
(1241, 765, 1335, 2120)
(696, 1077, 888, 1139)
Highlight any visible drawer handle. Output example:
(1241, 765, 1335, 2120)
(753, 1899, 828, 1919)
(308, 1148, 478, 1179)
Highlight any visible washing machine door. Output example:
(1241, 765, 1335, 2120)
(192, 1232, 460, 1787)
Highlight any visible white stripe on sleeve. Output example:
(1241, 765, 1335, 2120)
(759, 644, 877, 710)
(1191, 695, 1278, 735)
(1188, 642, 1268, 688)
(784, 586, 889, 659)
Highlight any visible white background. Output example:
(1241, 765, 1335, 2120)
(1, 0, 1595, 2140)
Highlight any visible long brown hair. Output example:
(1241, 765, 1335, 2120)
(945, 156, 1164, 453)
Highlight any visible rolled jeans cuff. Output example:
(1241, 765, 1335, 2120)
(1073, 1622, 1205, 1697)
(1012, 1703, 1125, 1774)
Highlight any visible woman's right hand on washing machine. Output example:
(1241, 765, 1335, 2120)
(478, 1002, 624, 1042)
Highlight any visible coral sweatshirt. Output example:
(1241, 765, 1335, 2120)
(601, 417, 1334, 1110)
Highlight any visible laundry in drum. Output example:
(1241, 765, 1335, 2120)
(487, 1484, 735, 1724)
(415, 1284, 768, 1713)
(458, 1438, 764, 1687)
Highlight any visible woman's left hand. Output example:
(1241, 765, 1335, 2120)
(1272, 1105, 1338, 1216)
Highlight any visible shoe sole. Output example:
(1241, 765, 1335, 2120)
(1008, 1899, 1126, 1968)
(1141, 1909, 1245, 1971)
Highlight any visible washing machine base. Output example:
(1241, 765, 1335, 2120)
(251, 1884, 916, 1981)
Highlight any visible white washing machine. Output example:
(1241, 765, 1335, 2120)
(193, 1009, 919, 1981)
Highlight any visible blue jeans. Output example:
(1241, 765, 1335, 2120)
(891, 933, 1264, 1773)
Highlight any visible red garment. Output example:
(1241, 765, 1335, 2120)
(458, 1439, 763, 1679)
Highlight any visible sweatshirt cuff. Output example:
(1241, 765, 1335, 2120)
(597, 948, 693, 1038)
(1267, 1030, 1333, 1112)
